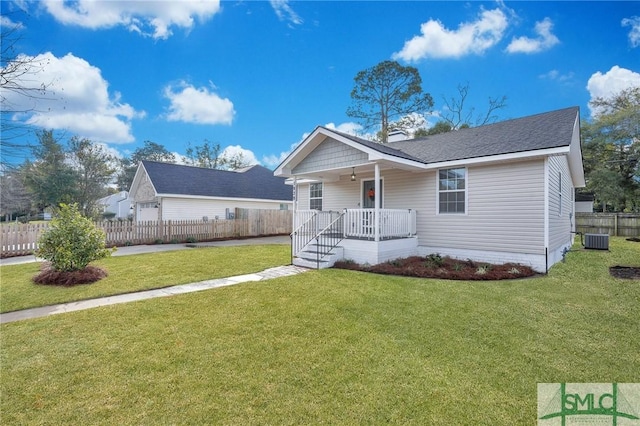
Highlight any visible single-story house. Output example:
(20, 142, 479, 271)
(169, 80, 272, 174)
(129, 161, 293, 222)
(275, 106, 585, 272)
(96, 191, 131, 219)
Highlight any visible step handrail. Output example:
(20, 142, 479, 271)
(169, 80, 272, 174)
(290, 211, 318, 264)
(312, 212, 345, 269)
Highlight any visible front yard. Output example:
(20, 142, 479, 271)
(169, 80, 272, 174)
(1, 239, 639, 424)
(0, 245, 290, 313)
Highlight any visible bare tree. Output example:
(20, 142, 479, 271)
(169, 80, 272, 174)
(440, 83, 507, 129)
(1, 15, 56, 166)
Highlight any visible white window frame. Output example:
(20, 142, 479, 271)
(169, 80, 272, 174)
(309, 182, 323, 210)
(437, 167, 467, 214)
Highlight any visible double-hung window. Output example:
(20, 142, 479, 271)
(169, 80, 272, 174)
(438, 168, 466, 214)
(309, 183, 323, 210)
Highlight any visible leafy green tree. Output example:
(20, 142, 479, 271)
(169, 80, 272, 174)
(116, 141, 175, 190)
(347, 60, 433, 143)
(185, 139, 223, 169)
(0, 169, 32, 221)
(68, 136, 116, 217)
(185, 140, 253, 170)
(22, 130, 77, 210)
(582, 86, 640, 211)
(36, 203, 112, 272)
(419, 121, 453, 136)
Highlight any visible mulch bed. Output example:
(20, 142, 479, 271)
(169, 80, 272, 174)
(334, 255, 537, 280)
(33, 264, 108, 286)
(609, 266, 640, 280)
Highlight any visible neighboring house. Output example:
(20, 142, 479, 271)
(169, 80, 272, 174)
(96, 191, 131, 219)
(575, 190, 595, 213)
(129, 161, 293, 222)
(275, 106, 585, 272)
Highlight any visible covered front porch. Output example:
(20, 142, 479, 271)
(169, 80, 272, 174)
(274, 126, 430, 268)
(291, 208, 418, 269)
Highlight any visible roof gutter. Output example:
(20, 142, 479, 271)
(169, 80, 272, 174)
(422, 146, 570, 170)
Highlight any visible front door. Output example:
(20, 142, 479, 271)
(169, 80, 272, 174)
(362, 179, 383, 209)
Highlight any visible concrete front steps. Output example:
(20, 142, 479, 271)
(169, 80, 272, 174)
(293, 243, 344, 269)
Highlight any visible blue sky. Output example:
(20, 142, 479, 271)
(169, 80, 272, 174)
(1, 1, 639, 169)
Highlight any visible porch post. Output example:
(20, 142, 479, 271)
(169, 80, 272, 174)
(292, 177, 297, 229)
(374, 163, 380, 242)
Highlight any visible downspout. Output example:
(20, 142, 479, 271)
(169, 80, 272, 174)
(374, 163, 380, 242)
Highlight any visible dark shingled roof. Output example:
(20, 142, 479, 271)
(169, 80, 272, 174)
(322, 107, 579, 164)
(142, 161, 293, 201)
(319, 126, 425, 163)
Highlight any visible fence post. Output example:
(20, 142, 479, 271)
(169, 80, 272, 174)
(614, 213, 618, 237)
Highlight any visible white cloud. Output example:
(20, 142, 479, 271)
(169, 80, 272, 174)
(163, 82, 235, 125)
(586, 66, 640, 117)
(392, 8, 508, 61)
(323, 121, 364, 136)
(539, 69, 575, 83)
(1, 14, 24, 29)
(221, 145, 259, 166)
(506, 17, 559, 54)
(270, 0, 303, 26)
(622, 16, 640, 48)
(0, 52, 142, 143)
(42, 0, 221, 39)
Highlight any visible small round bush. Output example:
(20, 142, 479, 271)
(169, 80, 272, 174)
(36, 203, 112, 272)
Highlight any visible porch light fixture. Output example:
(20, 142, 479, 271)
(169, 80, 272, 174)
(350, 167, 356, 181)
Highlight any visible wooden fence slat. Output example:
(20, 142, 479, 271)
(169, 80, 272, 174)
(1, 209, 292, 258)
(575, 213, 640, 237)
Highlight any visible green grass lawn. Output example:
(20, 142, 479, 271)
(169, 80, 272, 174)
(1, 238, 639, 424)
(0, 245, 290, 313)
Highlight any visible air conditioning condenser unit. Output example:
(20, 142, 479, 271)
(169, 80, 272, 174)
(584, 233, 609, 250)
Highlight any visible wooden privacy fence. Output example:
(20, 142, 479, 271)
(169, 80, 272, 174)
(575, 213, 640, 237)
(1, 208, 292, 258)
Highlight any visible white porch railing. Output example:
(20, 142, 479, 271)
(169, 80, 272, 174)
(291, 210, 343, 260)
(293, 209, 417, 244)
(343, 208, 416, 240)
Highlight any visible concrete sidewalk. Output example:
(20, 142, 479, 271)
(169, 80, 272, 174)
(0, 264, 308, 324)
(0, 235, 291, 266)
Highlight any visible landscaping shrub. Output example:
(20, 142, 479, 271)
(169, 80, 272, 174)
(35, 203, 112, 279)
(334, 256, 536, 280)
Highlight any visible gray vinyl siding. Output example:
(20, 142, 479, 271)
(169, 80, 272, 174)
(547, 155, 573, 251)
(422, 159, 546, 255)
(297, 159, 546, 255)
(296, 183, 310, 209)
(315, 169, 427, 212)
(292, 137, 369, 175)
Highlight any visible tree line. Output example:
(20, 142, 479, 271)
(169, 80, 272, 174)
(0, 132, 252, 222)
(345, 61, 639, 212)
(2, 37, 638, 219)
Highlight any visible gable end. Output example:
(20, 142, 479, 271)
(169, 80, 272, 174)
(292, 137, 369, 175)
